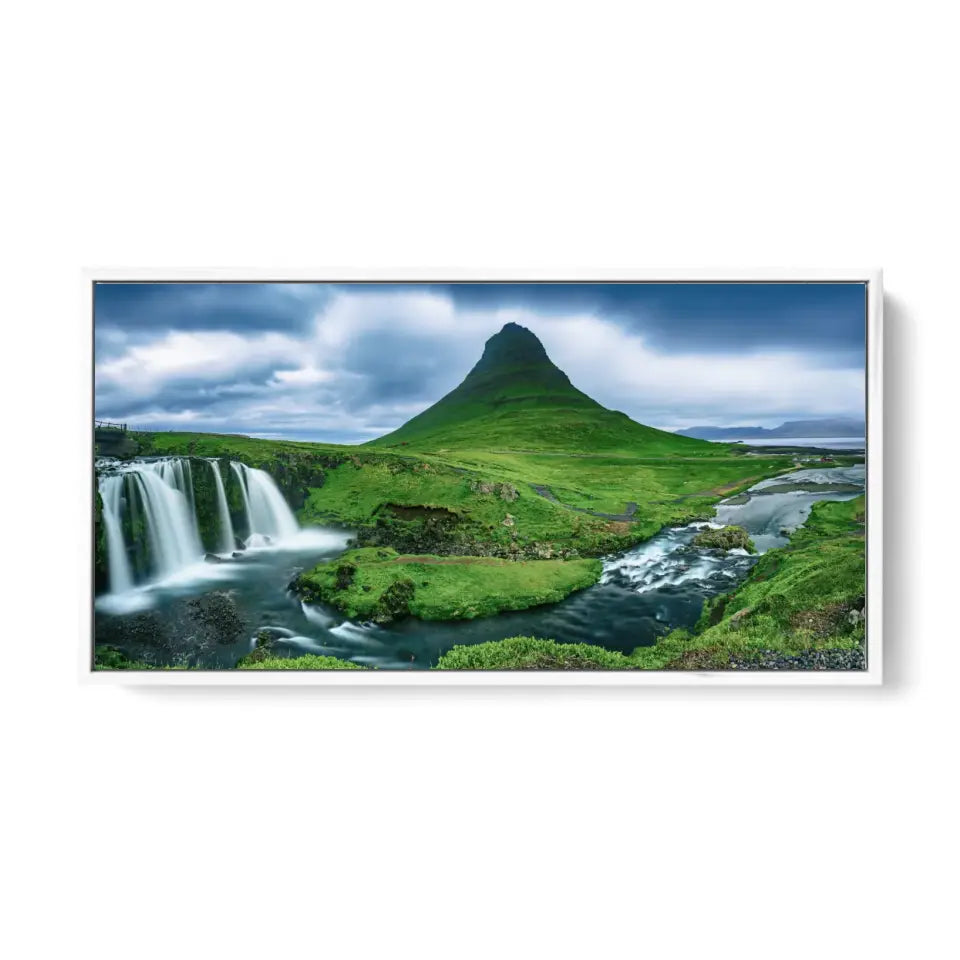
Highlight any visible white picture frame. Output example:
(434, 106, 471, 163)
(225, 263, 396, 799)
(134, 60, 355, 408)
(83, 268, 882, 686)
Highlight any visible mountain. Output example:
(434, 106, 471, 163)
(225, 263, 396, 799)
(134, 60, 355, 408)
(368, 322, 712, 453)
(676, 418, 865, 441)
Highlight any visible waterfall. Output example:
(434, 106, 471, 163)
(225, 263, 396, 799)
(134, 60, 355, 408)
(127, 465, 204, 576)
(99, 474, 133, 593)
(207, 459, 236, 552)
(96, 456, 307, 597)
(230, 460, 255, 537)
(157, 458, 201, 544)
(230, 462, 299, 541)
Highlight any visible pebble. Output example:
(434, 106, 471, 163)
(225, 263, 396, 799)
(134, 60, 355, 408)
(727, 644, 866, 671)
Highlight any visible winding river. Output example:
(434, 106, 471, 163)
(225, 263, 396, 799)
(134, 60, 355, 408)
(94, 462, 865, 669)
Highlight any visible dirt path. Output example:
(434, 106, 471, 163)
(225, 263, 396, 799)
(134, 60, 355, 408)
(530, 474, 767, 516)
(654, 475, 765, 502)
(390, 555, 505, 566)
(529, 484, 638, 521)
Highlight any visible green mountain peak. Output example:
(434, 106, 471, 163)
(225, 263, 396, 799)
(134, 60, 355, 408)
(456, 323, 583, 400)
(471, 322, 554, 373)
(368, 324, 711, 454)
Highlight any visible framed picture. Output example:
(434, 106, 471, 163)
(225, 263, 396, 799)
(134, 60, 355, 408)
(86, 269, 881, 685)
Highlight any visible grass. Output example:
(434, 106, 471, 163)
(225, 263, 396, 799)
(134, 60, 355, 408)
(237, 654, 366, 671)
(133, 430, 351, 460)
(434, 635, 635, 670)
(297, 445, 798, 556)
(294, 547, 603, 621)
(94, 646, 155, 670)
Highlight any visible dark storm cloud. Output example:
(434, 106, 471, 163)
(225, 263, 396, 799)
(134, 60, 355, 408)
(94, 282, 331, 336)
(440, 282, 867, 358)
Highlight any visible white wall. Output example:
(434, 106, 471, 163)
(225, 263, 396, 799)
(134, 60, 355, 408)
(2, 2, 955, 958)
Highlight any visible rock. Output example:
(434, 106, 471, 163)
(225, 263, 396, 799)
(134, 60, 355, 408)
(234, 537, 246, 551)
(497, 483, 519, 502)
(334, 562, 357, 590)
(728, 606, 753, 624)
(691, 525, 756, 553)
(502, 514, 516, 527)
(372, 578, 416, 623)
(204, 553, 224, 563)
(94, 590, 249, 662)
(471, 480, 518, 501)
(232, 551, 243, 558)
(186, 592, 247, 644)
(727, 642, 866, 671)
(237, 629, 277, 665)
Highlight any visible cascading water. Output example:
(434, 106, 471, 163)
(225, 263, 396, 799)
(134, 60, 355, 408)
(126, 464, 204, 576)
(207, 459, 236, 552)
(99, 473, 134, 593)
(96, 456, 305, 601)
(230, 461, 299, 541)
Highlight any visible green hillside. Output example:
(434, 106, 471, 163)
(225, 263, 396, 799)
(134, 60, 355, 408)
(368, 322, 714, 454)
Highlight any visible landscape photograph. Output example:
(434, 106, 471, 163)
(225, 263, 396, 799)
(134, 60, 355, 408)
(92, 281, 868, 672)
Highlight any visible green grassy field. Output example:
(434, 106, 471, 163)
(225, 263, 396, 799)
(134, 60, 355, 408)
(293, 547, 603, 621)
(137, 428, 800, 561)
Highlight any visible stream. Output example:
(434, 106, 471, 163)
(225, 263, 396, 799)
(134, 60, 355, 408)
(93, 462, 865, 669)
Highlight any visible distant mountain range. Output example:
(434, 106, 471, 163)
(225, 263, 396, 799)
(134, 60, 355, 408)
(675, 418, 865, 441)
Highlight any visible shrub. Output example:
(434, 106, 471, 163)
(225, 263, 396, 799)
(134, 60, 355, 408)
(434, 635, 634, 670)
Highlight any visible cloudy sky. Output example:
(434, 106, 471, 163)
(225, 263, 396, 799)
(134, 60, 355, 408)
(94, 282, 866, 443)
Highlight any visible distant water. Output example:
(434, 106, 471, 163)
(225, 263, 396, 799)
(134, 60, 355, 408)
(731, 436, 865, 450)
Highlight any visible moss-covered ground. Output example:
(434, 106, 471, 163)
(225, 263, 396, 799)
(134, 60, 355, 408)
(237, 654, 366, 671)
(434, 636, 635, 670)
(294, 547, 603, 621)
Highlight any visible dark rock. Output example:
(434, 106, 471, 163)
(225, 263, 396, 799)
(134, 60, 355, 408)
(691, 525, 756, 553)
(236, 628, 278, 665)
(372, 577, 416, 623)
(204, 553, 224, 563)
(185, 592, 247, 645)
(334, 562, 357, 590)
(93, 589, 249, 664)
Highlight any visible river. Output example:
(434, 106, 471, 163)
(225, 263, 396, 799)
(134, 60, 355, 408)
(93, 462, 865, 669)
